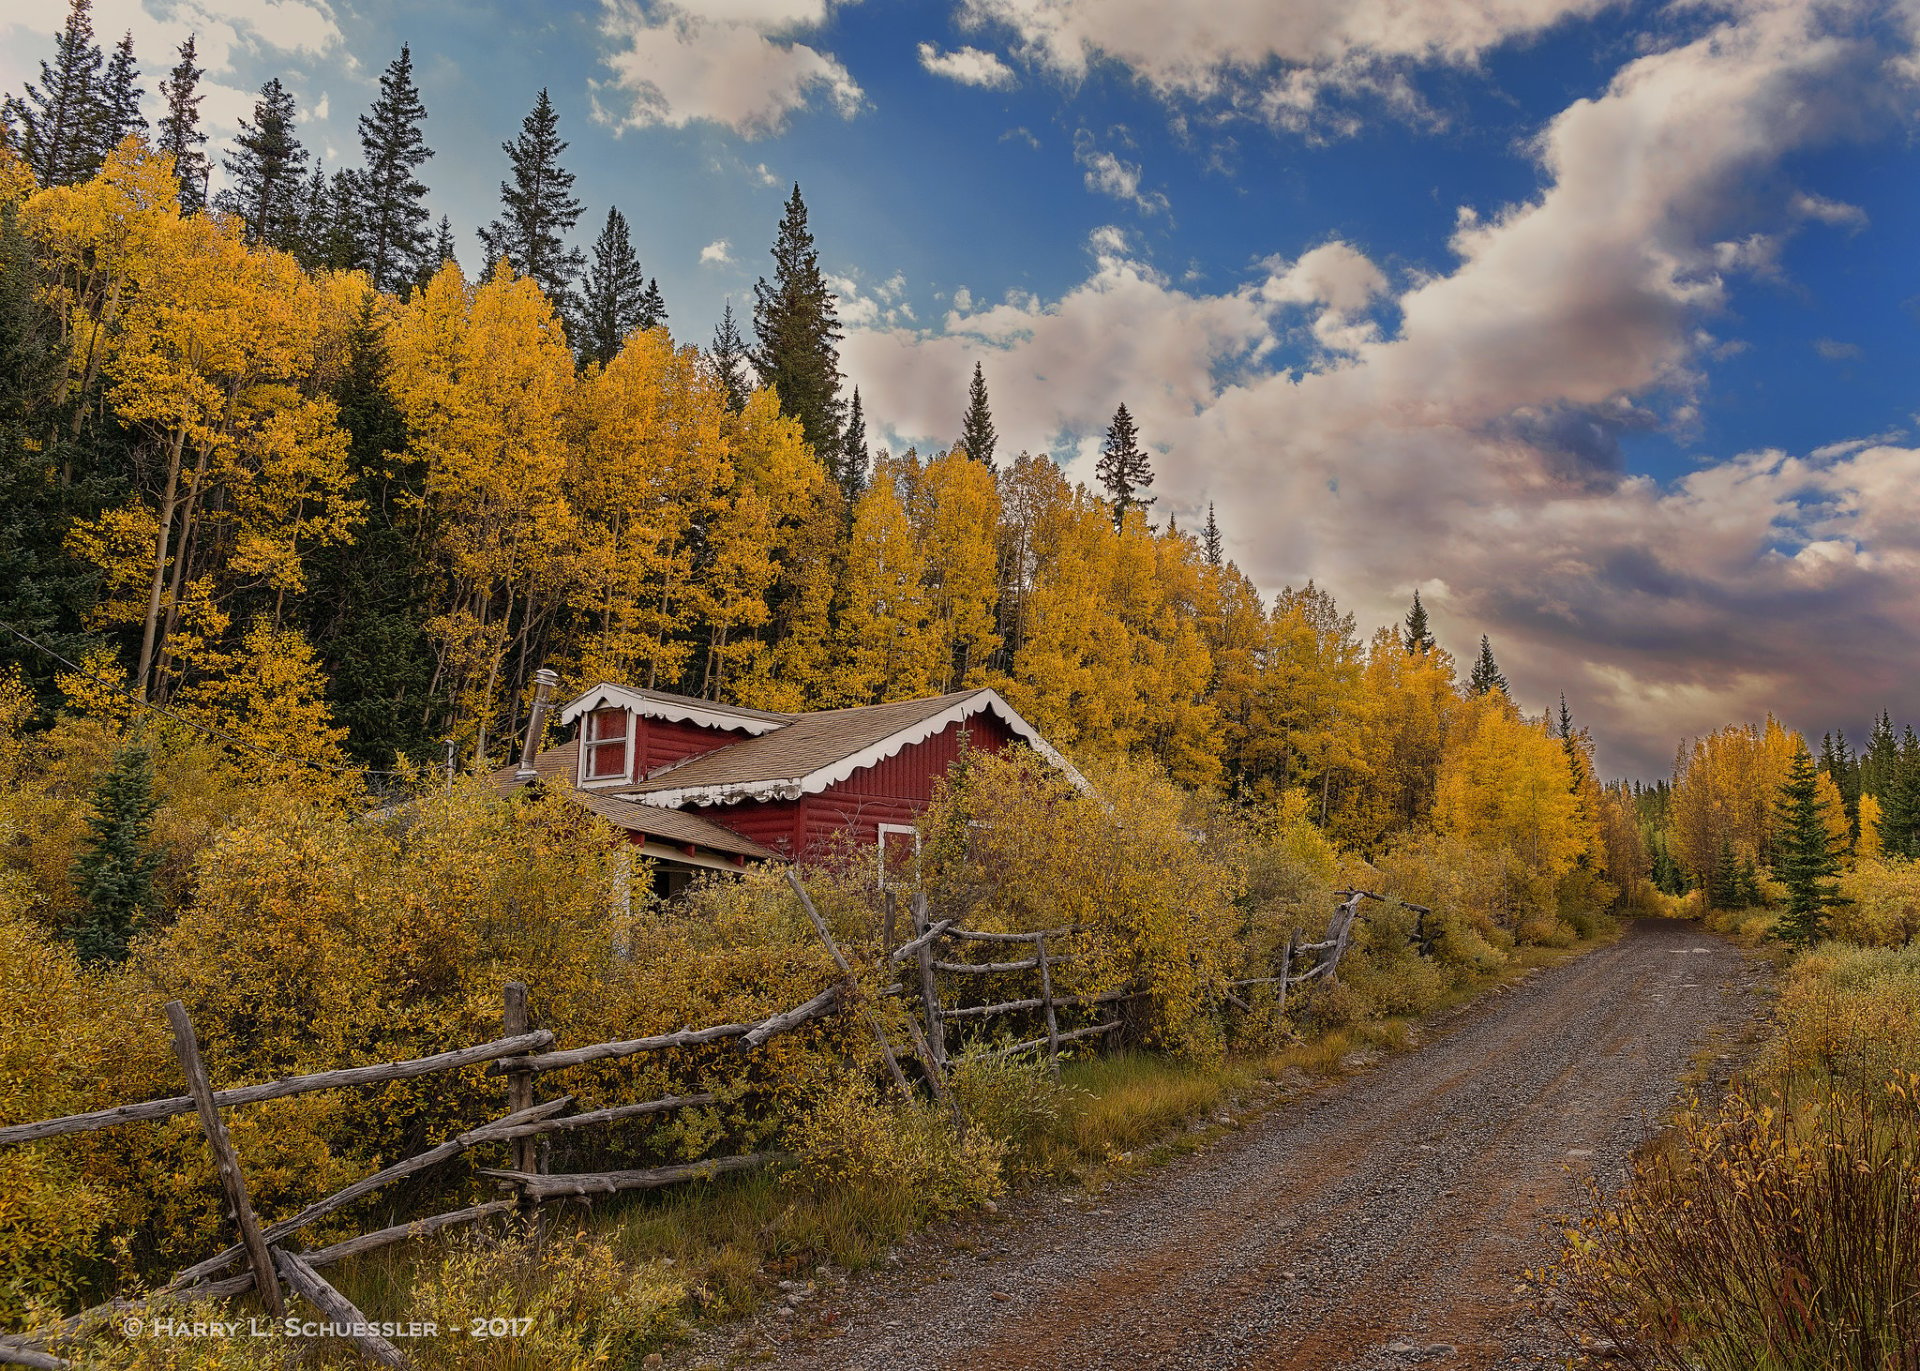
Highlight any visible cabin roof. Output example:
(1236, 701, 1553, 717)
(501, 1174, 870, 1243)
(607, 686, 1087, 807)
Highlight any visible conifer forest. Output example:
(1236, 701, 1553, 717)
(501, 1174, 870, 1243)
(1, 3, 1918, 1368)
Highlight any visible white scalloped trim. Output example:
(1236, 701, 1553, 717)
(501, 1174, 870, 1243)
(642, 689, 1090, 808)
(557, 683, 787, 735)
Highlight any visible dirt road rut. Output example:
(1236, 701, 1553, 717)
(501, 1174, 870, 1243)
(748, 918, 1764, 1371)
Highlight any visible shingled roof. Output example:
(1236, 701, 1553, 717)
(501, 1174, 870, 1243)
(612, 687, 1087, 807)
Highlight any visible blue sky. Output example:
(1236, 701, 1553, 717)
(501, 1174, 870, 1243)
(5, 0, 1919, 775)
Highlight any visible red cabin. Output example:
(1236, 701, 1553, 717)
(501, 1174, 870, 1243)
(503, 683, 1085, 898)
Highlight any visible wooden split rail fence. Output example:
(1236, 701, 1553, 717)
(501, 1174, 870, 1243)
(0, 877, 1420, 1370)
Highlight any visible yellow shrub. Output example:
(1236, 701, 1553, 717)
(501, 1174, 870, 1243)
(1833, 856, 1920, 946)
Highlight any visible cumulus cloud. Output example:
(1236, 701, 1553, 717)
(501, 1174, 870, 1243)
(846, 0, 1911, 774)
(700, 239, 735, 265)
(918, 40, 1017, 87)
(594, 0, 862, 136)
(1814, 337, 1863, 360)
(1073, 133, 1168, 213)
(960, 0, 1618, 130)
(0, 0, 343, 138)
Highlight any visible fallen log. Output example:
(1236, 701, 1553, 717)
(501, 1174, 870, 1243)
(481, 1152, 778, 1199)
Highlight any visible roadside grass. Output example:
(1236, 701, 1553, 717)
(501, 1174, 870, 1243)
(1551, 939, 1920, 1371)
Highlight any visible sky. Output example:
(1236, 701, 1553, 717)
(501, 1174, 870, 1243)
(5, 0, 1919, 778)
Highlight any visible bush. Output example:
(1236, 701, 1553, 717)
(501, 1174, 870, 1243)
(1553, 1079, 1920, 1371)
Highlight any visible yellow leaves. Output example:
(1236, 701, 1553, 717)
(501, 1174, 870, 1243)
(1670, 715, 1803, 881)
(64, 503, 159, 630)
(53, 647, 139, 726)
(1433, 692, 1591, 898)
(836, 462, 942, 705)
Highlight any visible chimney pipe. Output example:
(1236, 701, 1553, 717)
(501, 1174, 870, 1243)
(517, 669, 561, 781)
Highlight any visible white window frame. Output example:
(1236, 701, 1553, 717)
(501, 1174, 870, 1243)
(876, 823, 920, 890)
(580, 707, 635, 787)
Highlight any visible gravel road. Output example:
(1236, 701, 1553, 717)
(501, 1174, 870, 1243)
(715, 918, 1765, 1371)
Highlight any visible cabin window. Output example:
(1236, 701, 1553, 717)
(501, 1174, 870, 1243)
(584, 707, 630, 780)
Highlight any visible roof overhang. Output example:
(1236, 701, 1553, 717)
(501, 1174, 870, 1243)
(557, 683, 787, 736)
(642, 688, 1090, 808)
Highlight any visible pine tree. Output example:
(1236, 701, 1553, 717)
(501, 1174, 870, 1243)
(1773, 742, 1841, 947)
(478, 89, 583, 320)
(1201, 502, 1224, 567)
(1819, 729, 1862, 843)
(355, 45, 434, 295)
(957, 361, 997, 470)
(430, 214, 456, 271)
(1877, 728, 1920, 860)
(68, 744, 162, 964)
(155, 36, 209, 212)
(1863, 712, 1900, 798)
(1468, 636, 1508, 696)
(1094, 402, 1154, 529)
(1557, 694, 1583, 789)
(6, 0, 107, 187)
(638, 278, 666, 332)
(319, 169, 369, 273)
(1403, 589, 1434, 653)
(94, 32, 144, 163)
(839, 388, 870, 501)
(216, 78, 307, 250)
(579, 206, 647, 367)
(752, 183, 844, 457)
(709, 302, 751, 413)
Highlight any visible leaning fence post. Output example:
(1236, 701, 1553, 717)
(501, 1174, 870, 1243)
(910, 892, 947, 1070)
(1276, 934, 1294, 1024)
(502, 983, 537, 1176)
(163, 1001, 284, 1317)
(786, 871, 914, 1104)
(1035, 933, 1061, 1081)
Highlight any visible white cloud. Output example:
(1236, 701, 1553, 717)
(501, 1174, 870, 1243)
(594, 0, 863, 137)
(917, 40, 1017, 87)
(847, 0, 1911, 774)
(961, 0, 1620, 130)
(1073, 134, 1168, 214)
(0, 0, 343, 141)
(700, 239, 735, 265)
(1815, 337, 1863, 360)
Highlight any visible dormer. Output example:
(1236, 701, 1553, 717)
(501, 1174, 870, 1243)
(558, 684, 791, 789)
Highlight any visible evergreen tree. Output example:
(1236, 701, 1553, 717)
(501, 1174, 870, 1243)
(300, 300, 445, 766)
(709, 301, 751, 413)
(477, 89, 583, 321)
(1202, 503, 1223, 567)
(94, 32, 144, 164)
(68, 744, 163, 964)
(0, 202, 110, 698)
(6, 0, 107, 187)
(1877, 728, 1920, 860)
(752, 183, 844, 457)
(290, 163, 331, 268)
(1557, 694, 1583, 788)
(1402, 589, 1434, 653)
(838, 388, 870, 502)
(216, 78, 307, 250)
(1094, 402, 1154, 529)
(957, 361, 997, 470)
(1819, 730, 1862, 843)
(355, 45, 434, 295)
(155, 36, 209, 212)
(1863, 712, 1900, 798)
(638, 277, 666, 332)
(579, 206, 646, 367)
(318, 169, 370, 273)
(431, 214, 457, 272)
(1468, 636, 1508, 697)
(1773, 742, 1841, 946)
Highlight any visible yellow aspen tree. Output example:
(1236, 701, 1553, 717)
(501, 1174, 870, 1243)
(34, 150, 359, 700)
(1670, 717, 1803, 883)
(1134, 524, 1221, 788)
(387, 260, 578, 762)
(915, 449, 1003, 693)
(1261, 582, 1368, 819)
(833, 462, 940, 705)
(569, 328, 732, 690)
(178, 622, 352, 790)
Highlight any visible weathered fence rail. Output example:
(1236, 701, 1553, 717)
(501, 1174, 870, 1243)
(0, 878, 1419, 1370)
